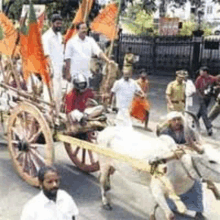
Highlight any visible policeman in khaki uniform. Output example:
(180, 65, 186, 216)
(166, 70, 186, 112)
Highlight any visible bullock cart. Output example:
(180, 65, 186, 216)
(0, 58, 106, 186)
(0, 58, 158, 187)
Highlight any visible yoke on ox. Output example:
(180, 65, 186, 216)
(97, 115, 220, 220)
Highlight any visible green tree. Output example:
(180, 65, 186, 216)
(7, 0, 78, 33)
(123, 3, 155, 35)
(179, 20, 196, 36)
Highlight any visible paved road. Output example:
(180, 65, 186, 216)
(1, 75, 220, 220)
(0, 139, 152, 220)
(1, 131, 220, 220)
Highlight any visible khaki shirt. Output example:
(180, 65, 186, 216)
(166, 80, 185, 112)
(123, 53, 135, 67)
(166, 80, 185, 102)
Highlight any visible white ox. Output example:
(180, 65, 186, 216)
(97, 125, 220, 220)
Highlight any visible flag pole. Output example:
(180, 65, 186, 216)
(83, 0, 89, 22)
(107, 0, 122, 59)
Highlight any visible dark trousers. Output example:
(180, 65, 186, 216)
(197, 97, 212, 130)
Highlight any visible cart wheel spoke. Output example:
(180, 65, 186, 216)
(88, 150, 95, 164)
(30, 143, 46, 149)
(21, 112, 28, 130)
(29, 150, 43, 172)
(29, 128, 42, 143)
(22, 153, 28, 173)
(17, 113, 28, 137)
(16, 151, 24, 161)
(11, 126, 23, 140)
(11, 140, 19, 145)
(27, 153, 38, 177)
(26, 116, 37, 140)
(82, 149, 86, 164)
(73, 146, 80, 156)
(29, 149, 45, 164)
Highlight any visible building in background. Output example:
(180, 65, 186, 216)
(154, 0, 220, 24)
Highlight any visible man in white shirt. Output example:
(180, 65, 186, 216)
(42, 14, 64, 115)
(20, 166, 79, 220)
(64, 22, 112, 83)
(184, 70, 196, 111)
(110, 68, 144, 127)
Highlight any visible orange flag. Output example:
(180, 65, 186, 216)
(0, 12, 18, 56)
(130, 97, 150, 122)
(90, 3, 118, 40)
(23, 2, 50, 85)
(64, 0, 94, 43)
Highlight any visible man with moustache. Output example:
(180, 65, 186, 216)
(42, 14, 64, 116)
(65, 22, 112, 84)
(20, 166, 79, 220)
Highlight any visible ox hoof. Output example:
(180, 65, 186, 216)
(104, 177, 111, 191)
(149, 214, 156, 220)
(103, 203, 113, 211)
(169, 215, 175, 220)
(166, 213, 175, 220)
(104, 183, 111, 191)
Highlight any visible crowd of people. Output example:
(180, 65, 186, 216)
(16, 11, 220, 220)
(164, 67, 220, 136)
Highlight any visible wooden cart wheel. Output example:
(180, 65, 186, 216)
(64, 131, 99, 172)
(7, 102, 54, 186)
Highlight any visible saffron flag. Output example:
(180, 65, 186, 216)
(0, 12, 18, 56)
(90, 3, 118, 40)
(64, 0, 94, 43)
(130, 97, 150, 122)
(23, 2, 50, 85)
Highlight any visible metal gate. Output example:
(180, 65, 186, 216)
(116, 34, 220, 77)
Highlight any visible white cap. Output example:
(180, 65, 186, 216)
(167, 111, 184, 121)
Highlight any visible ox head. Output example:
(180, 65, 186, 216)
(184, 145, 220, 183)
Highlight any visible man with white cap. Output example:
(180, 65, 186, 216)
(159, 111, 186, 144)
(159, 111, 206, 220)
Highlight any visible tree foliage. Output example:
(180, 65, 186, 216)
(123, 3, 155, 35)
(6, 0, 101, 34)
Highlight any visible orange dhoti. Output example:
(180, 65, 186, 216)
(130, 96, 150, 123)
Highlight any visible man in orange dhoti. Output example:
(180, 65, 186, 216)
(131, 69, 150, 130)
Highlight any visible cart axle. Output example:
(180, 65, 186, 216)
(18, 140, 30, 152)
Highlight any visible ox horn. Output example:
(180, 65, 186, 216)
(184, 111, 204, 154)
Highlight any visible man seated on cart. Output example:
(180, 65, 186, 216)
(64, 73, 106, 135)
